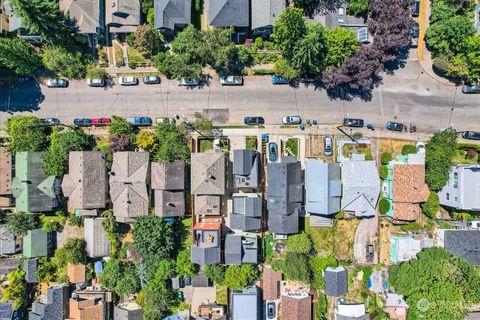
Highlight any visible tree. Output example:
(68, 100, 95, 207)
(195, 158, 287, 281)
(309, 256, 337, 289)
(425, 129, 457, 191)
(155, 52, 203, 79)
(133, 24, 165, 57)
(422, 192, 440, 218)
(42, 127, 91, 176)
(381, 152, 392, 165)
(99, 258, 122, 291)
(115, 262, 141, 297)
(6, 212, 37, 236)
(137, 286, 179, 320)
(281, 252, 311, 283)
(203, 28, 239, 73)
(52, 238, 86, 268)
(135, 130, 158, 152)
(6, 116, 48, 153)
(204, 265, 225, 284)
(223, 265, 260, 291)
(347, 0, 369, 17)
(192, 116, 213, 137)
(294, 0, 346, 16)
(86, 64, 108, 80)
(430, 0, 457, 24)
(464, 35, 480, 79)
(425, 16, 475, 56)
(101, 210, 120, 256)
(274, 59, 299, 79)
(433, 54, 469, 79)
(401, 145, 417, 155)
(154, 123, 190, 163)
(176, 250, 197, 278)
(379, 165, 389, 180)
(325, 27, 359, 67)
(1, 268, 26, 309)
(36, 257, 56, 283)
(0, 38, 41, 75)
(132, 216, 175, 261)
(273, 8, 307, 60)
(108, 116, 134, 136)
(109, 134, 135, 153)
(379, 198, 390, 215)
(42, 45, 88, 79)
(286, 232, 312, 254)
(291, 23, 328, 75)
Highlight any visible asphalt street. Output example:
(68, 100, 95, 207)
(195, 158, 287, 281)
(0, 60, 479, 132)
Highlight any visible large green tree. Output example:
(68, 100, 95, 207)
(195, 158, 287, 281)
(42, 45, 88, 79)
(1, 269, 26, 309)
(153, 123, 190, 163)
(291, 23, 328, 75)
(430, 0, 457, 24)
(132, 216, 175, 261)
(52, 238, 86, 268)
(325, 27, 359, 67)
(6, 115, 48, 153)
(347, 0, 369, 17)
(99, 259, 140, 297)
(425, 15, 475, 56)
(464, 35, 480, 79)
(0, 38, 41, 75)
(137, 285, 179, 320)
(425, 129, 458, 191)
(223, 265, 260, 291)
(204, 265, 225, 284)
(273, 8, 307, 61)
(6, 212, 37, 236)
(176, 250, 197, 278)
(108, 116, 134, 136)
(132, 24, 165, 57)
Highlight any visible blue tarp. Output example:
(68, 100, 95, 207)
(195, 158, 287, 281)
(94, 261, 103, 275)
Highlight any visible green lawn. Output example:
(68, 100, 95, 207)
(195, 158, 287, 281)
(127, 47, 149, 65)
(284, 138, 299, 157)
(452, 149, 478, 165)
(199, 139, 213, 152)
(246, 136, 257, 151)
(216, 284, 228, 305)
(301, 217, 334, 257)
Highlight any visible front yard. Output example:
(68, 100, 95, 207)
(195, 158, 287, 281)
(127, 47, 151, 67)
(378, 139, 415, 158)
(342, 143, 373, 160)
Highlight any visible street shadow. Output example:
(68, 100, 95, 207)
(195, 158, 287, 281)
(0, 79, 44, 113)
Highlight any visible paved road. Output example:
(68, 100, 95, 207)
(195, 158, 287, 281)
(1, 60, 479, 131)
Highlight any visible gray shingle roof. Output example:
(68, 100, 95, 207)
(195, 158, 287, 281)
(231, 286, 261, 320)
(195, 195, 221, 216)
(225, 234, 259, 265)
(325, 267, 348, 297)
(109, 152, 150, 223)
(114, 303, 144, 320)
(444, 230, 480, 265)
(59, 0, 100, 34)
(84, 218, 112, 258)
(234, 150, 259, 189)
(0, 225, 17, 255)
(251, 0, 285, 30)
(154, 190, 185, 217)
(23, 258, 38, 283)
(191, 153, 225, 195)
(306, 160, 342, 216)
(209, 0, 249, 27)
(191, 222, 222, 265)
(267, 209, 299, 235)
(0, 256, 20, 275)
(154, 0, 191, 30)
(191, 246, 221, 265)
(62, 151, 107, 213)
(151, 161, 184, 191)
(29, 285, 69, 320)
(230, 195, 262, 231)
(105, 0, 141, 33)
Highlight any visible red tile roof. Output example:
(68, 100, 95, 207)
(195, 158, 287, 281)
(193, 222, 221, 230)
(262, 267, 282, 301)
(281, 295, 311, 320)
(393, 164, 430, 221)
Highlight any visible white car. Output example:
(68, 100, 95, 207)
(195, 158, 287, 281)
(282, 116, 302, 125)
(118, 76, 139, 86)
(416, 141, 426, 153)
(86, 78, 106, 87)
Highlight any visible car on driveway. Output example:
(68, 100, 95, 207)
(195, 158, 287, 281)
(266, 301, 276, 319)
(40, 118, 60, 126)
(127, 117, 153, 126)
(86, 78, 106, 87)
(462, 85, 480, 94)
(324, 136, 333, 157)
(91, 118, 110, 126)
(73, 118, 92, 126)
(180, 77, 200, 86)
(143, 75, 160, 84)
(386, 121, 405, 132)
(220, 75, 243, 85)
(462, 131, 480, 140)
(343, 118, 364, 127)
(282, 116, 301, 125)
(271, 75, 290, 85)
(118, 76, 139, 86)
(46, 78, 68, 88)
(269, 143, 278, 162)
(244, 116, 264, 125)
(416, 141, 426, 153)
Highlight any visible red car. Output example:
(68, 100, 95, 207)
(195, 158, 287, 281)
(91, 118, 111, 126)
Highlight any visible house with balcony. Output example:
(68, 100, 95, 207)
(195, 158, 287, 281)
(191, 222, 221, 265)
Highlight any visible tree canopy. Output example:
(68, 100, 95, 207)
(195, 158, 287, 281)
(325, 27, 359, 68)
(273, 8, 307, 61)
(6, 212, 37, 236)
(6, 116, 48, 153)
(425, 15, 475, 56)
(425, 129, 458, 191)
(1, 268, 26, 309)
(0, 38, 41, 75)
(109, 116, 135, 136)
(137, 285, 179, 320)
(99, 259, 140, 297)
(132, 216, 175, 261)
(223, 265, 260, 291)
(42, 45, 88, 79)
(286, 232, 313, 254)
(153, 123, 190, 163)
(291, 23, 328, 76)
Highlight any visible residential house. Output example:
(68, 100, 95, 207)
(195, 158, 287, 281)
(438, 165, 480, 211)
(68, 263, 86, 284)
(305, 160, 342, 226)
(0, 256, 20, 275)
(267, 159, 303, 235)
(231, 286, 261, 320)
(84, 218, 111, 258)
(341, 154, 380, 218)
(109, 152, 150, 223)
(233, 150, 259, 189)
(386, 292, 408, 320)
(154, 0, 191, 31)
(0, 148, 12, 207)
(0, 0, 22, 33)
(0, 224, 21, 255)
(325, 266, 348, 297)
(335, 303, 368, 320)
(443, 230, 480, 265)
(59, 0, 101, 34)
(390, 233, 433, 263)
(114, 303, 144, 320)
(281, 290, 312, 320)
(68, 296, 105, 320)
(29, 285, 69, 320)
(12, 152, 59, 213)
(195, 195, 221, 216)
(0, 301, 16, 320)
(261, 266, 282, 301)
(191, 221, 221, 265)
(208, 0, 249, 41)
(24, 258, 38, 283)
(191, 152, 225, 195)
(23, 229, 51, 258)
(251, 0, 286, 37)
(325, 7, 370, 43)
(224, 234, 259, 265)
(105, 0, 141, 34)
(62, 151, 107, 216)
(151, 161, 185, 218)
(230, 194, 262, 231)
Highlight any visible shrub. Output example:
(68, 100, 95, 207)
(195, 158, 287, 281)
(381, 152, 392, 165)
(421, 192, 440, 218)
(109, 115, 134, 136)
(379, 198, 390, 215)
(466, 149, 477, 159)
(401, 145, 417, 155)
(426, 129, 457, 191)
(379, 165, 389, 180)
(128, 62, 137, 69)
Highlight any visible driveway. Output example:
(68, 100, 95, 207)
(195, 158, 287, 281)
(354, 216, 378, 263)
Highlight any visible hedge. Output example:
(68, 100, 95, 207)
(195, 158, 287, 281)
(400, 222, 421, 232)
(379, 165, 389, 180)
(402, 145, 417, 155)
(381, 152, 392, 165)
(379, 198, 390, 214)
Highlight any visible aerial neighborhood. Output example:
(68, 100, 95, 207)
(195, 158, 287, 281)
(0, 0, 480, 319)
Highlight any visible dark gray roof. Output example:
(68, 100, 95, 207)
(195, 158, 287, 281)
(29, 285, 69, 320)
(154, 190, 185, 217)
(209, 0, 249, 27)
(114, 303, 144, 320)
(225, 234, 259, 265)
(154, 0, 191, 30)
(325, 267, 348, 297)
(0, 256, 20, 275)
(230, 195, 262, 231)
(191, 245, 221, 266)
(231, 286, 261, 320)
(23, 258, 38, 283)
(444, 230, 480, 265)
(0, 301, 13, 320)
(233, 150, 259, 189)
(0, 225, 17, 255)
(59, 0, 100, 34)
(151, 160, 184, 191)
(84, 218, 111, 258)
(251, 0, 285, 30)
(267, 209, 299, 235)
(267, 161, 303, 215)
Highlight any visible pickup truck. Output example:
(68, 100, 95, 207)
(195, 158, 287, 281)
(220, 75, 244, 86)
(127, 117, 153, 126)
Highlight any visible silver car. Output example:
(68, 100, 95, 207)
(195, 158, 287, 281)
(282, 116, 302, 125)
(180, 77, 200, 86)
(324, 136, 333, 157)
(46, 78, 68, 88)
(118, 76, 139, 86)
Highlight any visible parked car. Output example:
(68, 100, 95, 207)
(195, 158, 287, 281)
(412, 0, 420, 16)
(269, 142, 278, 162)
(180, 77, 200, 86)
(40, 118, 60, 126)
(220, 75, 243, 85)
(282, 116, 302, 125)
(127, 117, 153, 126)
(156, 117, 176, 124)
(386, 121, 405, 132)
(244, 116, 265, 125)
(86, 78, 106, 87)
(411, 24, 419, 38)
(73, 118, 92, 126)
(324, 136, 333, 157)
(343, 118, 364, 128)
(91, 118, 110, 126)
(45, 78, 68, 88)
(416, 141, 426, 153)
(462, 85, 480, 94)
(267, 302, 276, 319)
(462, 131, 480, 140)
(271, 75, 290, 85)
(366, 244, 374, 261)
(143, 75, 160, 84)
(118, 76, 139, 86)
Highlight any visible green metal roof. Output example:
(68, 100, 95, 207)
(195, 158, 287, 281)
(23, 229, 49, 258)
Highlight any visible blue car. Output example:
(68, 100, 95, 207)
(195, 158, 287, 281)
(127, 117, 153, 126)
(271, 75, 290, 85)
(269, 142, 278, 162)
(73, 118, 92, 127)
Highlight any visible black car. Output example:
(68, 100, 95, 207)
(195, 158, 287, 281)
(386, 121, 405, 132)
(143, 75, 161, 84)
(343, 118, 364, 128)
(40, 118, 60, 126)
(412, 0, 420, 16)
(462, 131, 480, 140)
(244, 117, 265, 125)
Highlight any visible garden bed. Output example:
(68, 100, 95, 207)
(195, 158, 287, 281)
(342, 143, 373, 160)
(284, 138, 299, 157)
(245, 136, 257, 151)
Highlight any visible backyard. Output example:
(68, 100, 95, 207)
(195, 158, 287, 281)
(301, 217, 334, 258)
(333, 219, 360, 261)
